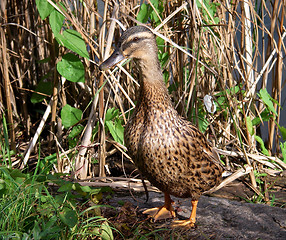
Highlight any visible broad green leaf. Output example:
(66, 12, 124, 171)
(151, 10, 160, 24)
(49, 8, 65, 36)
(258, 89, 277, 116)
(61, 104, 82, 129)
(31, 79, 53, 103)
(79, 185, 92, 193)
(106, 121, 123, 144)
(62, 29, 89, 58)
(58, 182, 73, 192)
(105, 108, 119, 121)
(246, 116, 254, 136)
(115, 120, 124, 144)
(104, 108, 124, 144)
(59, 208, 78, 228)
(137, 3, 150, 23)
(254, 135, 269, 156)
(36, 0, 53, 20)
(57, 53, 85, 83)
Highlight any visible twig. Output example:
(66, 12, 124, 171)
(206, 165, 253, 194)
(22, 100, 52, 167)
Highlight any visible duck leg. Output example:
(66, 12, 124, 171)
(143, 192, 176, 221)
(172, 200, 198, 227)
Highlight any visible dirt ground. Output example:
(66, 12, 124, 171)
(102, 179, 286, 239)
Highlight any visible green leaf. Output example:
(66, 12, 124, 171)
(68, 125, 84, 148)
(151, 10, 160, 24)
(59, 208, 78, 228)
(37, 57, 51, 64)
(137, 3, 150, 23)
(252, 109, 273, 126)
(156, 37, 165, 52)
(0, 179, 5, 191)
(69, 125, 84, 139)
(31, 79, 53, 103)
(280, 142, 286, 163)
(254, 135, 269, 156)
(246, 116, 254, 136)
(96, 221, 114, 240)
(57, 53, 85, 83)
(36, 0, 53, 20)
(58, 182, 73, 192)
(32, 221, 41, 239)
(115, 120, 124, 144)
(105, 108, 119, 121)
(196, 108, 209, 133)
(62, 29, 89, 58)
(258, 89, 277, 116)
(79, 185, 92, 193)
(105, 121, 123, 144)
(61, 104, 82, 129)
(104, 108, 124, 144)
(278, 125, 286, 141)
(49, 7, 65, 35)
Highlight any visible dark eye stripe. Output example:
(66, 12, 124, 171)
(122, 37, 149, 51)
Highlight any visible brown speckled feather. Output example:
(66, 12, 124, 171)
(125, 76, 223, 200)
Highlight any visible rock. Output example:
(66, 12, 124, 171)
(106, 191, 286, 239)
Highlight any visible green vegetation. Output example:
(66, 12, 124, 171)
(0, 166, 114, 239)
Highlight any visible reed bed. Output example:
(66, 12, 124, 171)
(0, 0, 285, 202)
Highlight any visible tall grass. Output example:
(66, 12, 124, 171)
(0, 0, 285, 198)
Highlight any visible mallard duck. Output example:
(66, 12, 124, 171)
(100, 25, 224, 227)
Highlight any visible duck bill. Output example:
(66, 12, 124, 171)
(99, 49, 126, 71)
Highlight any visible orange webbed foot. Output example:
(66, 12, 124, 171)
(171, 219, 196, 228)
(143, 192, 176, 221)
(171, 199, 198, 228)
(143, 205, 176, 221)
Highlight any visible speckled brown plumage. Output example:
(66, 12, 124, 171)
(100, 25, 224, 227)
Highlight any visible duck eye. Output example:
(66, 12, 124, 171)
(133, 37, 139, 42)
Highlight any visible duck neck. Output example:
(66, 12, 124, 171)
(137, 57, 173, 109)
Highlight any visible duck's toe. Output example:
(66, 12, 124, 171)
(171, 219, 196, 228)
(143, 205, 176, 221)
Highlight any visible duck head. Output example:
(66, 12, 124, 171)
(99, 26, 157, 71)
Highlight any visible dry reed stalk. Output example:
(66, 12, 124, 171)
(268, 1, 284, 155)
(1, 0, 285, 200)
(1, 28, 16, 152)
(97, 0, 113, 178)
